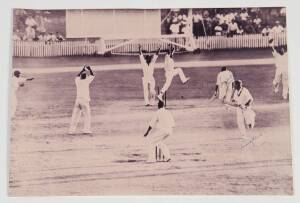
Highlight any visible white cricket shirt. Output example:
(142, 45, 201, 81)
(75, 75, 94, 102)
(149, 108, 175, 131)
(164, 55, 175, 73)
(216, 70, 234, 86)
(139, 54, 158, 80)
(271, 25, 284, 34)
(233, 87, 253, 106)
(273, 52, 288, 71)
(12, 76, 27, 93)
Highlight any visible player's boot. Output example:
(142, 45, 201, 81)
(68, 127, 76, 135)
(157, 93, 163, 101)
(183, 77, 190, 84)
(68, 130, 76, 135)
(273, 83, 279, 93)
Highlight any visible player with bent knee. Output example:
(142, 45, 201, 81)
(157, 45, 190, 101)
(231, 80, 256, 140)
(143, 100, 175, 163)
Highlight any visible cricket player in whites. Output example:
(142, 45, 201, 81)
(270, 40, 289, 99)
(139, 44, 161, 106)
(68, 66, 94, 134)
(11, 70, 34, 118)
(157, 46, 190, 101)
(231, 80, 256, 139)
(143, 100, 175, 163)
(214, 66, 235, 103)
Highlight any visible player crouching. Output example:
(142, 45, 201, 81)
(228, 80, 256, 140)
(68, 65, 94, 134)
(143, 100, 175, 163)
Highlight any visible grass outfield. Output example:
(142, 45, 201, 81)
(9, 63, 292, 195)
(12, 48, 273, 68)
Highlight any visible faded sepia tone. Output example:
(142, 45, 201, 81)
(10, 8, 292, 196)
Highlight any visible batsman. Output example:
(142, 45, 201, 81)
(230, 80, 256, 139)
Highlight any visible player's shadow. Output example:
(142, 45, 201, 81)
(221, 111, 237, 129)
(254, 111, 286, 128)
(221, 110, 286, 128)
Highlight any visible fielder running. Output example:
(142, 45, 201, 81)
(139, 44, 161, 106)
(270, 43, 289, 99)
(214, 66, 235, 103)
(157, 46, 190, 101)
(230, 80, 256, 139)
(68, 66, 94, 134)
(143, 100, 175, 163)
(11, 70, 34, 118)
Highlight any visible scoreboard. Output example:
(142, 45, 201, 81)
(66, 9, 161, 39)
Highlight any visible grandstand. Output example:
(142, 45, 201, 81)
(12, 8, 287, 57)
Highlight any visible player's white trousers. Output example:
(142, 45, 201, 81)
(273, 68, 289, 99)
(282, 72, 289, 99)
(219, 82, 233, 102)
(147, 128, 172, 161)
(161, 68, 188, 93)
(69, 99, 91, 133)
(236, 107, 255, 137)
(273, 67, 282, 86)
(142, 76, 156, 105)
(11, 93, 17, 118)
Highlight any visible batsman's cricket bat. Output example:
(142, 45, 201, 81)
(224, 101, 240, 111)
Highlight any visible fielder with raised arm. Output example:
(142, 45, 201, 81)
(157, 46, 190, 101)
(143, 100, 175, 163)
(270, 39, 289, 99)
(68, 66, 94, 134)
(11, 70, 34, 118)
(230, 80, 256, 139)
(139, 44, 161, 106)
(213, 66, 235, 103)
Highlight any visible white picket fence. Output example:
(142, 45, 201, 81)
(13, 33, 286, 57)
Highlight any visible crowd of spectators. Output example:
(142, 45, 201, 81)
(13, 11, 65, 43)
(14, 8, 286, 43)
(163, 9, 190, 35)
(163, 8, 286, 38)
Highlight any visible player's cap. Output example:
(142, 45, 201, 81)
(14, 70, 21, 76)
(221, 66, 227, 71)
(234, 80, 242, 87)
(14, 70, 21, 75)
(237, 80, 243, 86)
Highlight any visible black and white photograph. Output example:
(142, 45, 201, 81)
(6, 4, 295, 197)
